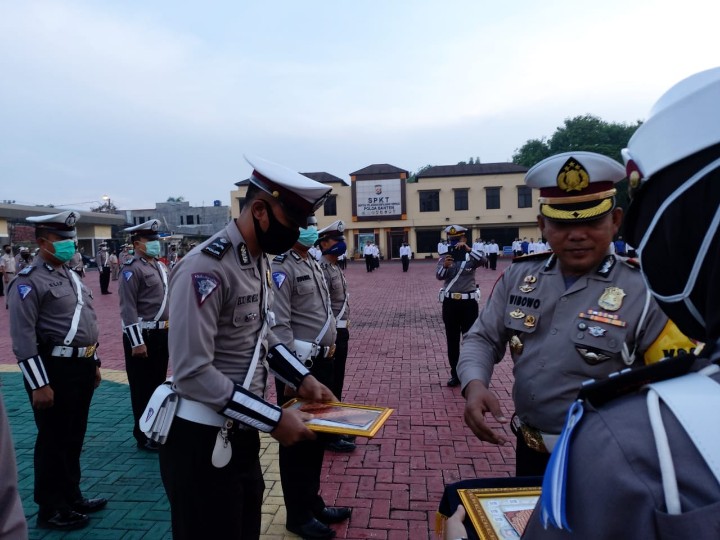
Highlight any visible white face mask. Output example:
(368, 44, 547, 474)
(637, 155, 720, 331)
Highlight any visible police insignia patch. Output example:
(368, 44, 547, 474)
(17, 284, 32, 300)
(123, 271, 133, 282)
(272, 271, 287, 289)
(202, 237, 231, 260)
(192, 273, 219, 306)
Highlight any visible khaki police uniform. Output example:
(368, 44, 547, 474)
(271, 247, 338, 529)
(0, 390, 28, 539)
(7, 211, 104, 526)
(436, 225, 485, 387)
(119, 219, 170, 450)
(159, 153, 329, 540)
(96, 245, 111, 294)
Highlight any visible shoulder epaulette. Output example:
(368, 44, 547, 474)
(273, 254, 287, 263)
(123, 257, 135, 266)
(577, 354, 696, 408)
(201, 237, 231, 260)
(18, 266, 35, 276)
(512, 251, 553, 264)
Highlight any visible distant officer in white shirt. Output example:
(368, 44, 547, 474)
(399, 242, 412, 272)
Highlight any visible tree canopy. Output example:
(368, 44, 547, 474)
(166, 196, 185, 203)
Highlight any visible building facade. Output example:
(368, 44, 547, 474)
(230, 162, 544, 259)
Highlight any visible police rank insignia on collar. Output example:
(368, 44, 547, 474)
(43, 263, 54, 272)
(19, 266, 35, 275)
(238, 243, 251, 265)
(596, 255, 616, 277)
(202, 237, 231, 260)
(290, 251, 302, 262)
(192, 273, 219, 306)
(598, 287, 625, 311)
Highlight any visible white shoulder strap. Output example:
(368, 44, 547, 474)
(64, 268, 85, 345)
(646, 366, 720, 514)
(153, 263, 169, 321)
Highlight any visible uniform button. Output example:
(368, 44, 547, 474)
(576, 333, 584, 339)
(609, 339, 617, 348)
(578, 322, 587, 330)
(560, 297, 567, 303)
(551, 328, 557, 335)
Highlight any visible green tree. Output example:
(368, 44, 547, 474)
(90, 200, 117, 213)
(407, 164, 433, 183)
(166, 196, 185, 203)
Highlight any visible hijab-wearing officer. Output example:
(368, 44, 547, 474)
(7, 211, 107, 531)
(159, 155, 336, 540)
(271, 216, 351, 539)
(523, 66, 720, 540)
(458, 151, 696, 477)
(119, 218, 170, 452)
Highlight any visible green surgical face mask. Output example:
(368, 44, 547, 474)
(144, 240, 161, 258)
(297, 226, 318, 248)
(51, 239, 76, 263)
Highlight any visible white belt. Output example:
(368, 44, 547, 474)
(444, 291, 477, 300)
(336, 320, 348, 329)
(50, 344, 97, 358)
(140, 320, 170, 330)
(175, 397, 226, 427)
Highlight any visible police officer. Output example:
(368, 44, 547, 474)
(159, 155, 336, 540)
(272, 216, 351, 539)
(437, 226, 486, 387)
(317, 220, 356, 453)
(0, 389, 27, 539)
(96, 242, 111, 294)
(7, 211, 107, 530)
(525, 67, 720, 540)
(399, 241, 412, 272)
(119, 219, 170, 452)
(458, 152, 696, 477)
(16, 246, 34, 272)
(1, 244, 16, 296)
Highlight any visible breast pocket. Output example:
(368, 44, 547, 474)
(505, 310, 540, 335)
(295, 283, 315, 296)
(571, 322, 628, 365)
(233, 304, 260, 328)
(49, 287, 74, 310)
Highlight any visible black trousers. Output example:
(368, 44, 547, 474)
(99, 267, 110, 293)
(365, 255, 373, 272)
(515, 432, 550, 477)
(441, 298, 479, 379)
(330, 329, 349, 401)
(488, 253, 498, 270)
(159, 418, 264, 540)
(123, 331, 169, 445)
(275, 357, 334, 526)
(25, 355, 96, 515)
(401, 255, 409, 272)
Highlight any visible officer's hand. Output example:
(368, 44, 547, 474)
(444, 505, 469, 540)
(443, 255, 454, 268)
(32, 386, 54, 410)
(131, 344, 148, 358)
(94, 366, 102, 388)
(463, 380, 509, 445)
(270, 408, 317, 446)
(297, 375, 337, 402)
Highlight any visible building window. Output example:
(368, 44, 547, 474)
(517, 186, 532, 209)
(454, 189, 469, 211)
(197, 215, 201, 224)
(186, 215, 194, 225)
(419, 190, 440, 212)
(180, 216, 184, 225)
(485, 187, 501, 210)
(416, 229, 443, 253)
(324, 195, 337, 216)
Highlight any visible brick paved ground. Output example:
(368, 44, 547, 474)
(0, 258, 516, 539)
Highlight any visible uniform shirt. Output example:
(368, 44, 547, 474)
(436, 248, 485, 294)
(168, 221, 277, 410)
(363, 245, 374, 256)
(1, 252, 16, 274)
(271, 249, 337, 349)
(524, 353, 720, 539)
(458, 252, 693, 434)
(8, 254, 99, 360)
(319, 256, 349, 326)
(69, 252, 83, 272)
(399, 245, 412, 257)
(97, 249, 110, 267)
(472, 242, 484, 254)
(486, 243, 500, 254)
(437, 242, 449, 255)
(119, 254, 169, 345)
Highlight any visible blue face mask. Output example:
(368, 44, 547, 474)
(297, 226, 318, 247)
(322, 240, 347, 257)
(143, 240, 161, 258)
(49, 239, 76, 263)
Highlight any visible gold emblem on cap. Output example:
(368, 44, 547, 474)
(510, 335, 524, 355)
(557, 158, 590, 193)
(523, 315, 536, 328)
(272, 190, 280, 198)
(509, 309, 525, 319)
(598, 287, 626, 311)
(449, 226, 457, 235)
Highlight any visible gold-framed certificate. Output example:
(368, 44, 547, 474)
(458, 486, 541, 539)
(282, 399, 393, 438)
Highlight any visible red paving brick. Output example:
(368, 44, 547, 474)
(0, 258, 517, 539)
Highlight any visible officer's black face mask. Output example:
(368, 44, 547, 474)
(253, 201, 300, 255)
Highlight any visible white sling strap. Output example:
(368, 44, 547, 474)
(152, 262, 169, 322)
(243, 255, 271, 389)
(63, 268, 85, 345)
(444, 260, 467, 293)
(646, 365, 720, 514)
(309, 258, 334, 346)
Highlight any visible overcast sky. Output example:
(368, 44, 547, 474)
(1, 0, 717, 211)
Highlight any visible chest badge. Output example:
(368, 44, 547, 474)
(588, 326, 606, 337)
(509, 309, 525, 319)
(519, 283, 535, 293)
(523, 315, 536, 328)
(509, 335, 524, 355)
(598, 287, 626, 311)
